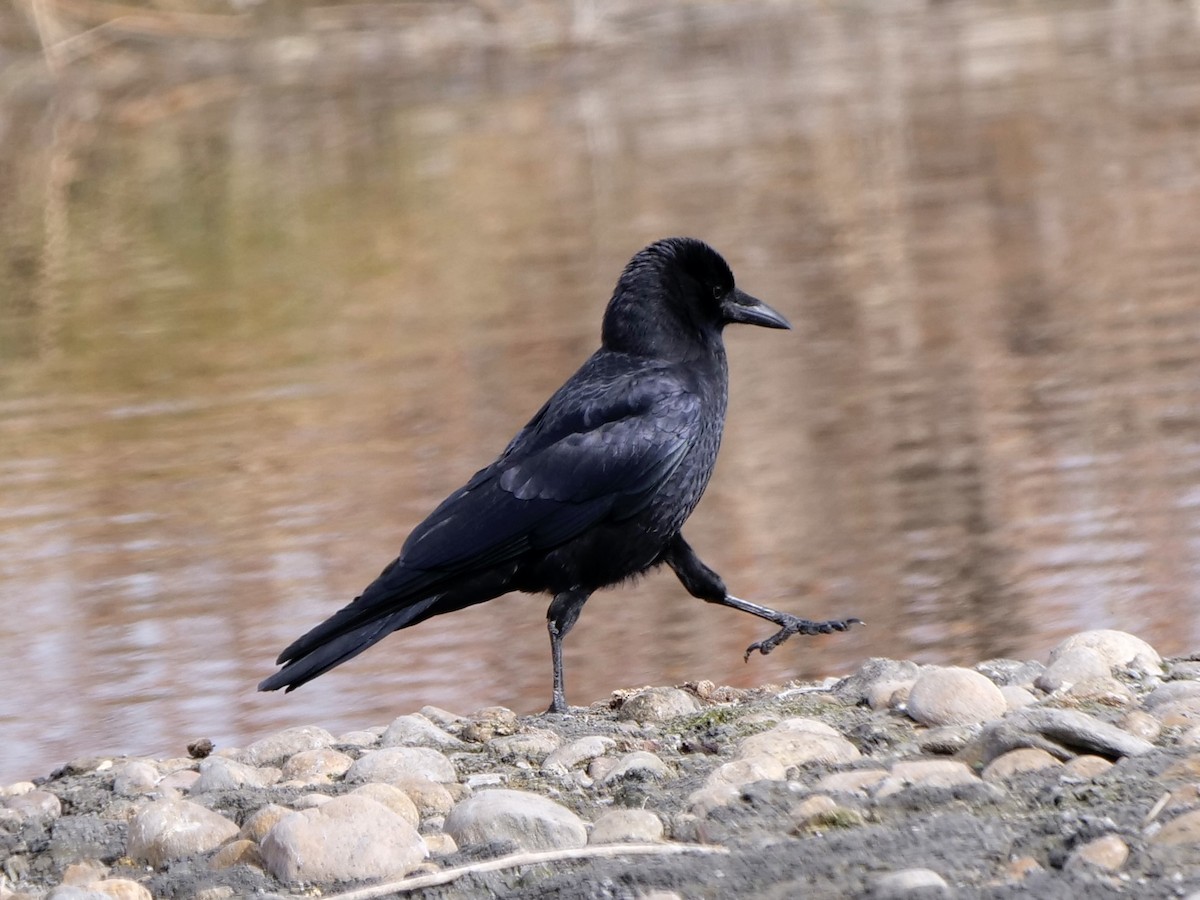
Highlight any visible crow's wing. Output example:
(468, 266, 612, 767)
(270, 361, 701, 669)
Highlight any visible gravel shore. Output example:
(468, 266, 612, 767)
(4, 629, 1200, 899)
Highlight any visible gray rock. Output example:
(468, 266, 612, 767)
(980, 707, 1154, 763)
(190, 757, 280, 793)
(738, 717, 860, 768)
(261, 794, 426, 883)
(999, 685, 1037, 711)
(111, 761, 161, 796)
(345, 746, 457, 784)
(875, 760, 981, 798)
(46, 888, 111, 900)
(488, 728, 561, 762)
(870, 867, 950, 898)
(1049, 630, 1161, 673)
(616, 687, 701, 722)
(834, 658, 922, 704)
(1144, 681, 1200, 709)
(445, 789, 587, 852)
(419, 705, 467, 727)
(239, 803, 291, 842)
(917, 725, 980, 755)
(461, 707, 519, 742)
(381, 714, 470, 751)
(127, 799, 239, 866)
(973, 658, 1045, 687)
(279, 748, 354, 783)
(542, 736, 616, 774)
(3, 789, 62, 823)
(1035, 647, 1109, 694)
(907, 667, 1007, 727)
(350, 783, 420, 827)
(600, 751, 671, 784)
(588, 808, 664, 844)
(241, 726, 335, 768)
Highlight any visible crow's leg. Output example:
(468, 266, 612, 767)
(662, 535, 862, 662)
(546, 589, 590, 714)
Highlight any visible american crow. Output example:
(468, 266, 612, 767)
(259, 237, 860, 712)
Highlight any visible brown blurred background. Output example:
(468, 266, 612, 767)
(2, 0, 1199, 783)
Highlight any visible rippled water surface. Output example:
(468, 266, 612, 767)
(3, 2, 1200, 782)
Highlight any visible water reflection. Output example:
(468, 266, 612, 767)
(3, 2, 1200, 782)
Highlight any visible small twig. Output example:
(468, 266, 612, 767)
(314, 842, 730, 900)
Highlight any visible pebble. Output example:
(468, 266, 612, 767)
(1049, 629, 1161, 672)
(335, 729, 380, 748)
(461, 707, 519, 742)
(616, 687, 701, 722)
(542, 735, 617, 774)
(210, 839, 262, 870)
(345, 746, 457, 784)
(381, 714, 470, 751)
(835, 658, 922, 704)
(260, 794, 427, 883)
(999, 707, 1154, 760)
(866, 679, 914, 711)
(1061, 755, 1113, 779)
(1120, 710, 1162, 742)
(869, 867, 950, 898)
(391, 776, 456, 817)
(488, 728, 562, 761)
(907, 667, 1007, 727)
(1151, 809, 1200, 846)
(190, 757, 280, 793)
(1066, 834, 1128, 872)
(816, 769, 890, 795)
(127, 799, 239, 866)
(240, 804, 290, 842)
(974, 658, 1044, 687)
(588, 808, 664, 844)
(600, 751, 671, 784)
(981, 748, 1062, 782)
(350, 782, 421, 827)
(111, 762, 161, 797)
(875, 760, 981, 798)
(419, 705, 467, 727)
(444, 788, 587, 852)
(279, 748, 353, 783)
(240, 725, 335, 768)
(2, 790, 62, 823)
(1035, 646, 1109, 693)
(1060, 676, 1134, 706)
(737, 717, 861, 767)
(917, 725, 979, 755)
(999, 686, 1037, 710)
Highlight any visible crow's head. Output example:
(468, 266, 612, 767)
(602, 237, 789, 357)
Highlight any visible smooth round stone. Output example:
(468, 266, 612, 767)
(599, 751, 670, 784)
(1061, 676, 1134, 706)
(381, 715, 469, 751)
(84, 881, 152, 900)
(210, 839, 263, 870)
(239, 804, 291, 842)
(280, 748, 353, 783)
(542, 736, 616, 774)
(737, 718, 860, 768)
(816, 769, 889, 795)
(190, 757, 280, 793)
(1049, 630, 1161, 672)
(875, 760, 980, 798)
(981, 748, 1062, 782)
(1152, 809, 1200, 845)
(261, 794, 426, 883)
(391, 777, 456, 817)
(419, 705, 467, 727)
(240, 726, 335, 768)
(46, 888, 110, 900)
(127, 799, 239, 866)
(461, 707, 519, 742)
(1066, 834, 1128, 872)
(1000, 686, 1037, 711)
(445, 789, 587, 852)
(867, 680, 914, 711)
(616, 687, 701, 722)
(834, 658, 921, 704)
(789, 794, 839, 827)
(1120, 710, 1162, 742)
(345, 747, 457, 784)
(907, 667, 1007, 727)
(1035, 647, 1109, 694)
(3, 789, 62, 823)
(488, 729, 561, 761)
(588, 808, 664, 844)
(1062, 755, 1114, 779)
(705, 755, 788, 790)
(870, 867, 950, 898)
(350, 783, 420, 827)
(111, 762, 161, 797)
(335, 730, 379, 748)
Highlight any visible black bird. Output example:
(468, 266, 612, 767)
(259, 237, 860, 712)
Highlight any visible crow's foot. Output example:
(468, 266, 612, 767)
(743, 615, 863, 662)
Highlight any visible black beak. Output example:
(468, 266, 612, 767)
(721, 288, 791, 330)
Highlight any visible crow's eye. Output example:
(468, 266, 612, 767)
(712, 286, 724, 300)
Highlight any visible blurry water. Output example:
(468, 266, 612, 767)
(3, 2, 1200, 782)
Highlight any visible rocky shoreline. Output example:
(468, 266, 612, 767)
(3, 630, 1200, 899)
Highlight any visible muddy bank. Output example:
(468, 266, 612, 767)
(3, 630, 1200, 899)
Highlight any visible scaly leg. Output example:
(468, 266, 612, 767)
(546, 589, 590, 714)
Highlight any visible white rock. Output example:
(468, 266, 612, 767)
(350, 783, 420, 827)
(871, 868, 949, 897)
(1035, 647, 1108, 694)
(381, 714, 469, 751)
(737, 717, 860, 768)
(907, 667, 1007, 726)
(600, 751, 670, 784)
(445, 789, 587, 852)
(816, 769, 890, 795)
(261, 794, 426, 884)
(345, 747, 457, 784)
(82, 880, 153, 900)
(280, 748, 354, 783)
(391, 777, 456, 816)
(1067, 834, 1129, 872)
(588, 809, 664, 844)
(875, 760, 981, 798)
(239, 804, 291, 842)
(3, 790, 62, 822)
(1000, 685, 1037, 710)
(190, 757, 280, 793)
(241, 726, 335, 768)
(1050, 630, 1161, 672)
(488, 729, 561, 761)
(616, 687, 700, 722)
(542, 736, 617, 774)
(127, 799, 239, 866)
(981, 748, 1062, 782)
(112, 762, 161, 796)
(705, 755, 789, 790)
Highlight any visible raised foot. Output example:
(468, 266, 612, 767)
(743, 615, 864, 662)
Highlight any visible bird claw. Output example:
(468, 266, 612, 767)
(743, 615, 864, 662)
